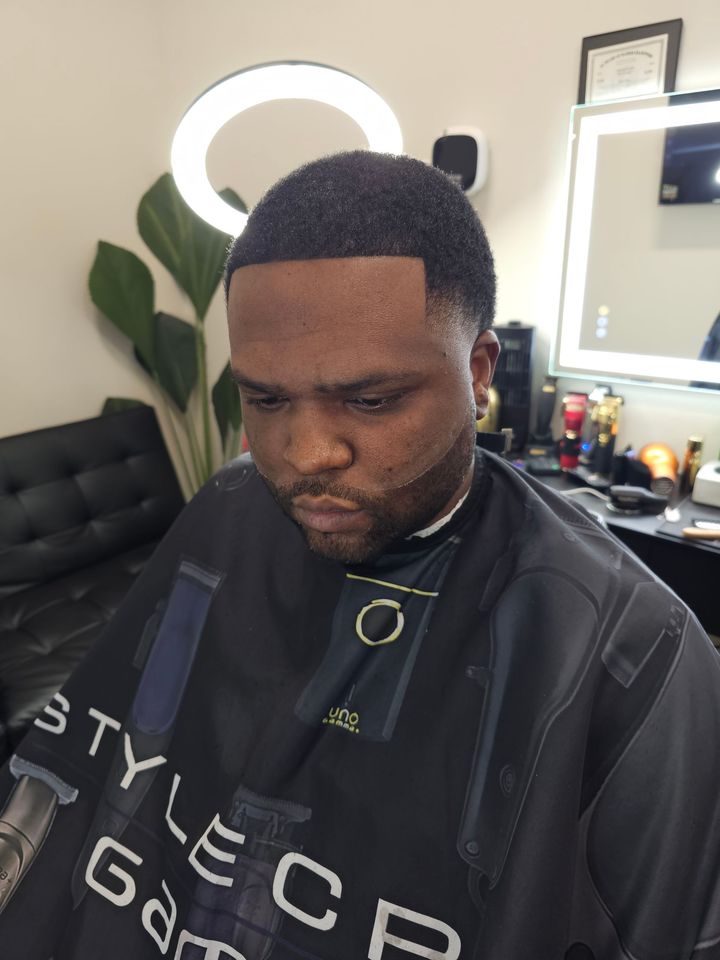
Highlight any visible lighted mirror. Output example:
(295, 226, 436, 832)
(552, 88, 720, 390)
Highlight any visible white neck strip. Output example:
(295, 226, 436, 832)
(408, 489, 470, 539)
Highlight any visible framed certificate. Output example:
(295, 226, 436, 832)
(578, 20, 682, 104)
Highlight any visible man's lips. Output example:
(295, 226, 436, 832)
(292, 496, 369, 534)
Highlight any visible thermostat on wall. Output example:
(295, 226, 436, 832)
(432, 126, 488, 195)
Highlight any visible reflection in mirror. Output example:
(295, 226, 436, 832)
(552, 88, 720, 390)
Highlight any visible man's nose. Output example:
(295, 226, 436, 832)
(283, 412, 353, 475)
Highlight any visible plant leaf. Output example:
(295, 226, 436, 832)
(133, 345, 153, 376)
(137, 174, 247, 321)
(136, 174, 184, 278)
(152, 312, 198, 412)
(101, 397, 148, 416)
(212, 361, 242, 451)
(89, 242, 156, 368)
(179, 187, 247, 321)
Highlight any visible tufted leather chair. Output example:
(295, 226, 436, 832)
(0, 406, 185, 760)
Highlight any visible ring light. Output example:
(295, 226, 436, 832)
(171, 62, 404, 236)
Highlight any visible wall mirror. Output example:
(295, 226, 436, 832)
(552, 88, 720, 391)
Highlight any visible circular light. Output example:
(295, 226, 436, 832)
(715, 166, 720, 185)
(171, 62, 404, 236)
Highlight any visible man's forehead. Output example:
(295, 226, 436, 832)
(224, 258, 467, 362)
(227, 256, 427, 316)
(227, 257, 458, 394)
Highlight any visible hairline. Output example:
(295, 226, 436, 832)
(225, 255, 489, 340)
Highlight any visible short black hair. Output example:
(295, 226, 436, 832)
(224, 150, 496, 335)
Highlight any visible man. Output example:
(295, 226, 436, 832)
(1, 151, 719, 960)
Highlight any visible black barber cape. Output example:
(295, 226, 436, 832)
(2, 450, 720, 960)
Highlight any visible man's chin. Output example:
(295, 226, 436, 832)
(299, 527, 388, 565)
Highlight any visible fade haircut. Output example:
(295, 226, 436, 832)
(224, 150, 496, 336)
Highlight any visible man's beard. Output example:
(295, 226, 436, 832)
(260, 416, 477, 564)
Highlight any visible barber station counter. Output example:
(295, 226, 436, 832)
(535, 472, 720, 639)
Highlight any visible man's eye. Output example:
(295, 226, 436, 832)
(349, 395, 400, 411)
(245, 396, 286, 410)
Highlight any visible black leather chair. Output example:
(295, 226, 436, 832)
(0, 406, 185, 760)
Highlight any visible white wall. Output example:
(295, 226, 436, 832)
(2, 0, 719, 468)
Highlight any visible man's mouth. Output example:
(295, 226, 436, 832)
(292, 496, 370, 534)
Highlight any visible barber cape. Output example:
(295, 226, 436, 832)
(1, 449, 720, 960)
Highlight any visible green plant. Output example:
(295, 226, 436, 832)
(89, 173, 246, 495)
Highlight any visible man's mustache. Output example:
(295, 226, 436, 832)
(272, 478, 384, 513)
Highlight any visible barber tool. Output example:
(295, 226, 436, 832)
(0, 762, 74, 913)
(587, 394, 623, 478)
(492, 322, 535, 451)
(500, 427, 514, 456)
(639, 442, 679, 497)
(558, 393, 587, 469)
(681, 526, 720, 540)
(607, 485, 669, 515)
(432, 126, 488, 195)
(529, 376, 557, 445)
(524, 447, 563, 476)
(692, 461, 720, 508)
(476, 385, 500, 433)
(564, 393, 623, 488)
(523, 377, 561, 474)
(677, 435, 704, 498)
(611, 446, 652, 488)
(579, 385, 613, 466)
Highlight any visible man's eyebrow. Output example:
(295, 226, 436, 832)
(230, 369, 421, 394)
(231, 371, 285, 394)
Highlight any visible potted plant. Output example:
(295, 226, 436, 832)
(89, 173, 246, 495)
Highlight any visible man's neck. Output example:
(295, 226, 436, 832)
(409, 488, 471, 539)
(409, 457, 475, 539)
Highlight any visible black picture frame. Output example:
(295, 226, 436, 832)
(578, 19, 683, 105)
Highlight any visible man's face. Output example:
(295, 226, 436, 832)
(227, 257, 498, 564)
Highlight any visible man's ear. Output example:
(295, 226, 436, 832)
(470, 330, 500, 419)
